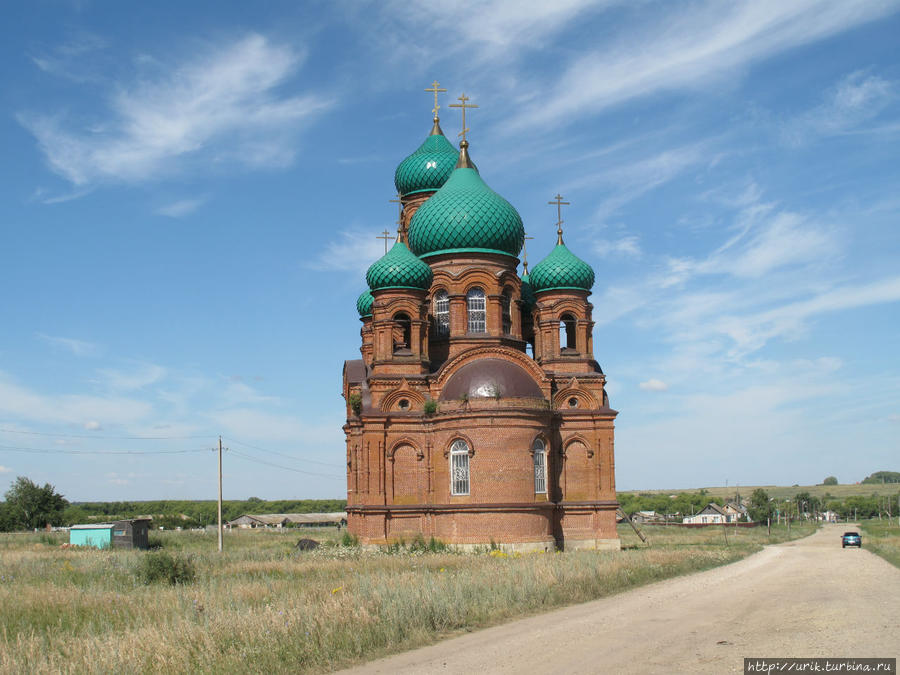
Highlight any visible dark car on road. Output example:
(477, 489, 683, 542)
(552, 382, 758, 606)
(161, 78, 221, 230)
(842, 531, 861, 548)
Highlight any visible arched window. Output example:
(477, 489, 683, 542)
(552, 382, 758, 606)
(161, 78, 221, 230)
(450, 439, 470, 495)
(433, 290, 450, 337)
(560, 313, 577, 351)
(467, 287, 486, 334)
(533, 438, 547, 494)
(501, 289, 512, 335)
(393, 313, 411, 354)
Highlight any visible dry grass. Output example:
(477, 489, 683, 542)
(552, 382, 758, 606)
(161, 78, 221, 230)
(0, 524, 814, 674)
(859, 520, 900, 569)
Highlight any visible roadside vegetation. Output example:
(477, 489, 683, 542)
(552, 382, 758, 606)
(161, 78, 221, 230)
(858, 520, 900, 569)
(0, 522, 815, 674)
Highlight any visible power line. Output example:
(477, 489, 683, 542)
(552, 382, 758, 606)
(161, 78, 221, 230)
(0, 443, 210, 456)
(223, 436, 340, 468)
(228, 449, 344, 479)
(0, 427, 212, 440)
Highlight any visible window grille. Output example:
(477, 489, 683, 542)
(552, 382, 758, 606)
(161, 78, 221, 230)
(434, 291, 450, 337)
(467, 288, 486, 333)
(450, 439, 470, 495)
(501, 291, 512, 335)
(533, 439, 546, 494)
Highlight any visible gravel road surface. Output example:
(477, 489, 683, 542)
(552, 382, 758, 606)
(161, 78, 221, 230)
(339, 524, 899, 674)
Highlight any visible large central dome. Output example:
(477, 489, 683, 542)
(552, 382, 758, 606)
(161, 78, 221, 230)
(408, 165, 525, 259)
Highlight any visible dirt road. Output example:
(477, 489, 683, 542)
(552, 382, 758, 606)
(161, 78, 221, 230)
(340, 524, 900, 674)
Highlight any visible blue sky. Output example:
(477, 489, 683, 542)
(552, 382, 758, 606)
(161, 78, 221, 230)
(1, 1, 898, 501)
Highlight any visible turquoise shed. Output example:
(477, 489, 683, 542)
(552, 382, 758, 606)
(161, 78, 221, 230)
(69, 524, 114, 549)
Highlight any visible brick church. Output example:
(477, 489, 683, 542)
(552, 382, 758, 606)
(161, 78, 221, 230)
(342, 86, 619, 551)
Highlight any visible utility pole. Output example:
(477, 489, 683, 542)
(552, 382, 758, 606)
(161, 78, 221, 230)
(217, 435, 224, 553)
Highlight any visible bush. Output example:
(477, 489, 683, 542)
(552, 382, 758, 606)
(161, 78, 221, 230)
(423, 399, 438, 415)
(135, 551, 196, 585)
(348, 393, 362, 416)
(340, 531, 359, 547)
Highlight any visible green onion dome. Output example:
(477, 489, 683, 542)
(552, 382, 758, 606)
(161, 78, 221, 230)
(394, 120, 459, 196)
(520, 272, 537, 311)
(366, 240, 434, 291)
(408, 162, 525, 259)
(356, 289, 374, 317)
(530, 242, 595, 292)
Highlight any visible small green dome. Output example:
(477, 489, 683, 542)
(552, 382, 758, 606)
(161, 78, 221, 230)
(408, 167, 525, 258)
(530, 243, 595, 292)
(366, 240, 433, 291)
(394, 123, 459, 196)
(520, 272, 536, 311)
(356, 289, 374, 317)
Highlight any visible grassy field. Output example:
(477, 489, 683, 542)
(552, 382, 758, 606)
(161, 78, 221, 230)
(631, 483, 900, 500)
(0, 523, 815, 674)
(858, 520, 900, 569)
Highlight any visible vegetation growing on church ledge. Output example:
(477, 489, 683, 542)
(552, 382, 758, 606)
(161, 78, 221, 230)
(348, 392, 362, 416)
(423, 398, 439, 415)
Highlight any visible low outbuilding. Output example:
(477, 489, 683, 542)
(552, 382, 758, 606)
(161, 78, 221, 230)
(69, 519, 151, 549)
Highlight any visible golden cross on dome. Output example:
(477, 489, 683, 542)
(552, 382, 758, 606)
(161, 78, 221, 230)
(389, 193, 402, 219)
(449, 93, 478, 142)
(376, 229, 393, 254)
(425, 80, 447, 117)
(522, 233, 535, 273)
(548, 194, 570, 243)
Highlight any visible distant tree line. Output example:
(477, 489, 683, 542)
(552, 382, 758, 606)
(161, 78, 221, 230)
(862, 471, 900, 484)
(0, 476, 347, 532)
(68, 498, 347, 529)
(618, 487, 900, 523)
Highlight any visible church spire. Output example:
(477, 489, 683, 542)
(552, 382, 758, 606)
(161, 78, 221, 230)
(425, 80, 447, 135)
(449, 93, 479, 169)
(549, 194, 570, 245)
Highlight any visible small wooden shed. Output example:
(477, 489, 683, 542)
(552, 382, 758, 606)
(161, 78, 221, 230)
(112, 519, 151, 549)
(69, 519, 151, 549)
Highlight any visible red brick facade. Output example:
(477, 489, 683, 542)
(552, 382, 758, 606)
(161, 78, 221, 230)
(343, 175, 619, 552)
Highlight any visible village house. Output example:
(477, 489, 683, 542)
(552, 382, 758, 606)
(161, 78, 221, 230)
(227, 513, 347, 529)
(683, 503, 729, 524)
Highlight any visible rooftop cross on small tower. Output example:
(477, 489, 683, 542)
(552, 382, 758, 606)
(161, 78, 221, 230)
(376, 229, 393, 254)
(425, 80, 447, 118)
(522, 233, 535, 274)
(548, 193, 570, 244)
(390, 192, 409, 244)
(449, 93, 478, 143)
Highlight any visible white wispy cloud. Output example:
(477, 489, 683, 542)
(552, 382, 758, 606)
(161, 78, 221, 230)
(508, 1, 898, 132)
(97, 363, 167, 392)
(0, 465, 12, 474)
(30, 32, 108, 83)
(578, 144, 711, 221)
(20, 34, 332, 187)
(0, 372, 152, 428)
(156, 196, 207, 218)
(379, 0, 615, 63)
(594, 235, 641, 259)
(309, 228, 387, 274)
(639, 379, 668, 392)
(783, 71, 896, 144)
(37, 333, 99, 357)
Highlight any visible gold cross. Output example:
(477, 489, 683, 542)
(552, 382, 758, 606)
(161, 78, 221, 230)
(449, 93, 478, 142)
(522, 234, 535, 273)
(548, 194, 570, 227)
(425, 80, 447, 117)
(549, 194, 570, 244)
(389, 193, 402, 220)
(376, 229, 393, 254)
